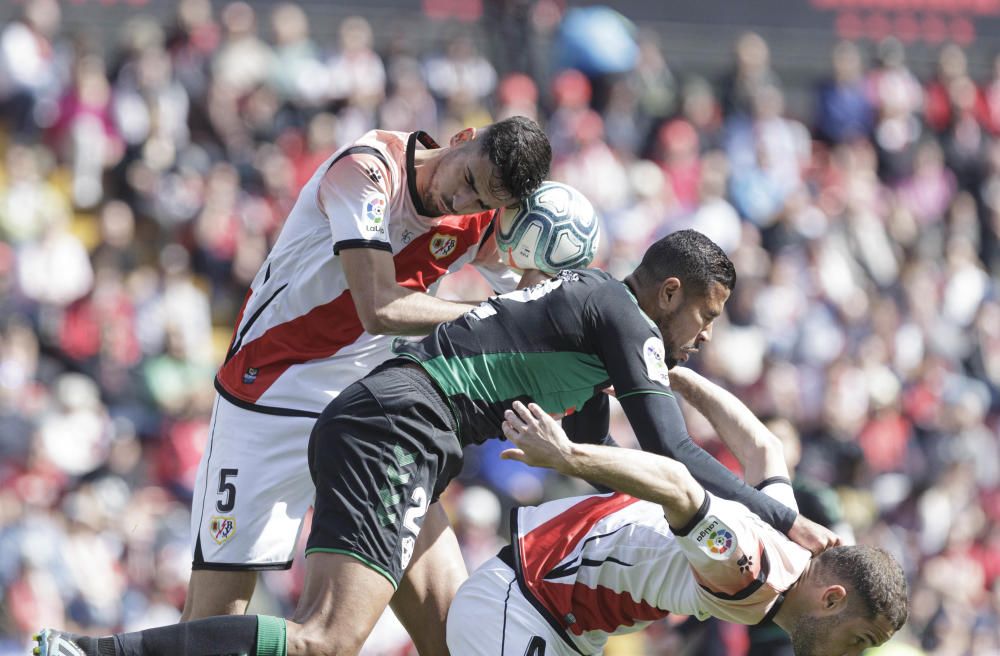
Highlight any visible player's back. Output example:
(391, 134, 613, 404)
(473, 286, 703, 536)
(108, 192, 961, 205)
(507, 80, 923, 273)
(509, 491, 810, 654)
(393, 268, 636, 445)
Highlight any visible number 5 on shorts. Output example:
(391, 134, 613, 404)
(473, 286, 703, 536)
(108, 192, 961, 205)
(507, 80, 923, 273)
(217, 468, 238, 512)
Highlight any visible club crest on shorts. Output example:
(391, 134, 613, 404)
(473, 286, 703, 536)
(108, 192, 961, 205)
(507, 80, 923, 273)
(210, 516, 236, 545)
(401, 535, 415, 570)
(429, 233, 457, 260)
(642, 337, 671, 387)
(693, 516, 736, 560)
(243, 367, 258, 384)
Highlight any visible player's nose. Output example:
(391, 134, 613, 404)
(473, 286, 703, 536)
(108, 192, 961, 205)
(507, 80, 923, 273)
(698, 323, 713, 344)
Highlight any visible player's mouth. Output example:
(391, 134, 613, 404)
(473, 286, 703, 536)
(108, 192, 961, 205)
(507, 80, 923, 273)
(438, 197, 454, 215)
(679, 346, 699, 361)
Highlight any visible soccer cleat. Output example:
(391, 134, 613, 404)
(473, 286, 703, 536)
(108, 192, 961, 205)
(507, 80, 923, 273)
(32, 629, 88, 656)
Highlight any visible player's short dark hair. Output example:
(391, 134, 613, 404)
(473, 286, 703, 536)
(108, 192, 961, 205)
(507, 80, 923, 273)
(479, 116, 551, 201)
(814, 545, 909, 631)
(634, 229, 736, 296)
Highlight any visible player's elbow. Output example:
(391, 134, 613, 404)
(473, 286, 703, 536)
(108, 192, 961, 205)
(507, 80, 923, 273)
(740, 429, 786, 482)
(354, 298, 391, 335)
(354, 288, 403, 335)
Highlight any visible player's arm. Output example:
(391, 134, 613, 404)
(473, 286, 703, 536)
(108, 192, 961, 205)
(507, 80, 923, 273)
(502, 402, 704, 529)
(320, 154, 477, 336)
(667, 367, 788, 487)
(471, 218, 552, 293)
(583, 286, 837, 553)
(339, 248, 477, 335)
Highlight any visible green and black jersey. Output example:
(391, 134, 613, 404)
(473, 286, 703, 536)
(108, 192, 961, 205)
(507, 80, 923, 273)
(393, 269, 798, 534)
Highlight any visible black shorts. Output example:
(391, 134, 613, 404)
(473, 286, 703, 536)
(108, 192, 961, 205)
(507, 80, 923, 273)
(305, 360, 463, 588)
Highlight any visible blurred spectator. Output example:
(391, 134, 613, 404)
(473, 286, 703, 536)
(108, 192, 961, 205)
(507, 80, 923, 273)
(868, 37, 924, 183)
(0, 0, 63, 137)
(720, 31, 780, 117)
(49, 54, 123, 208)
(267, 3, 325, 110)
(327, 16, 385, 141)
(815, 40, 874, 144)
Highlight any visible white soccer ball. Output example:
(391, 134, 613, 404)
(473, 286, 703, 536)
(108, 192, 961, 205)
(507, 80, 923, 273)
(495, 181, 600, 275)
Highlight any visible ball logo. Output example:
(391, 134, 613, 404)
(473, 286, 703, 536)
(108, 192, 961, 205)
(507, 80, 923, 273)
(364, 194, 387, 226)
(642, 337, 671, 387)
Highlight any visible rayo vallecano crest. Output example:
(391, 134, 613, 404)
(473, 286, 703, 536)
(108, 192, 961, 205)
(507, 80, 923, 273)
(429, 233, 457, 260)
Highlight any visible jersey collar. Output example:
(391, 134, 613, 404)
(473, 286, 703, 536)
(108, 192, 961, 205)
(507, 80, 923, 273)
(623, 280, 658, 330)
(406, 130, 441, 217)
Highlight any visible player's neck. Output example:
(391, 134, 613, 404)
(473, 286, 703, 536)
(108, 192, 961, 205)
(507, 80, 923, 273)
(771, 560, 815, 633)
(412, 147, 448, 197)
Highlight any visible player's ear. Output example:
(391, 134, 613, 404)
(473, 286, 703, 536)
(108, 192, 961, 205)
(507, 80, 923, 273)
(819, 584, 848, 614)
(450, 127, 477, 146)
(660, 277, 682, 309)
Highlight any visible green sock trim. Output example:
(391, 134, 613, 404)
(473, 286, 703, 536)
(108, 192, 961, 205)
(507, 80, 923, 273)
(255, 615, 287, 656)
(304, 547, 399, 590)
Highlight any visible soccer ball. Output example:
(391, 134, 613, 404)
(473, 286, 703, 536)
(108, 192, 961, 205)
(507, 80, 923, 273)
(495, 181, 600, 275)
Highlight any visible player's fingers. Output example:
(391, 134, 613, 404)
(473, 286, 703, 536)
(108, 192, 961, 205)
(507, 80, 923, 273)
(502, 420, 520, 440)
(527, 403, 547, 422)
(511, 400, 533, 422)
(500, 448, 525, 462)
(504, 409, 528, 432)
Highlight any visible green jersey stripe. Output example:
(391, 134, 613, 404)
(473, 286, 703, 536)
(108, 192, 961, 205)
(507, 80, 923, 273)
(419, 351, 608, 415)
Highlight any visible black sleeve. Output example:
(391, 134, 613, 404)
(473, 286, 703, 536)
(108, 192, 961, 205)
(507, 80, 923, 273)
(618, 391, 797, 534)
(583, 283, 797, 534)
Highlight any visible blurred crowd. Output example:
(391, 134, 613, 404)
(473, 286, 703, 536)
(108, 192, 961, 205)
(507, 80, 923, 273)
(0, 0, 999, 654)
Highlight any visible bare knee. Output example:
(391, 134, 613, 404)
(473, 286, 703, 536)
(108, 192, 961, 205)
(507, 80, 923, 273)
(181, 570, 256, 621)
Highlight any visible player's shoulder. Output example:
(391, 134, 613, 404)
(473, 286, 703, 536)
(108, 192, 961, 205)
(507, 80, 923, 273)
(325, 130, 409, 184)
(570, 270, 656, 330)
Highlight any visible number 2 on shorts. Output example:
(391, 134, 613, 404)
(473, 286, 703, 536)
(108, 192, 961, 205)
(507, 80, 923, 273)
(216, 468, 238, 512)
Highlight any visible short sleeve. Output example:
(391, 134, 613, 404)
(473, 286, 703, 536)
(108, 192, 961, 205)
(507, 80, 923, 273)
(673, 493, 770, 599)
(757, 477, 798, 513)
(318, 153, 393, 255)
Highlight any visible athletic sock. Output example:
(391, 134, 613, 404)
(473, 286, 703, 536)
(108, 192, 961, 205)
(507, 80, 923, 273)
(45, 634, 116, 656)
(112, 614, 282, 656)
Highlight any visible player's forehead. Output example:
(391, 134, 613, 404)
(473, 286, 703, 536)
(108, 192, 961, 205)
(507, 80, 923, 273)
(463, 147, 514, 206)
(690, 280, 730, 315)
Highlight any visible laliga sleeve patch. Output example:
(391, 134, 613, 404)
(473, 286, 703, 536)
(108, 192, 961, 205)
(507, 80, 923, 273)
(362, 193, 388, 236)
(642, 337, 671, 388)
(691, 515, 737, 561)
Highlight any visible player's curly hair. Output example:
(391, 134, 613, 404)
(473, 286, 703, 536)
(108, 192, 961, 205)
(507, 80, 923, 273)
(814, 545, 909, 631)
(479, 116, 551, 201)
(635, 229, 737, 295)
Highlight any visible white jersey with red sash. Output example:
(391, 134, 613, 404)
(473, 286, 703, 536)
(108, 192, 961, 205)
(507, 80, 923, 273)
(509, 487, 809, 654)
(215, 129, 516, 415)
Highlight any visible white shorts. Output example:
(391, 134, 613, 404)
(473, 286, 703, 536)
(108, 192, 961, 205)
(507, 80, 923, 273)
(189, 395, 318, 569)
(447, 556, 585, 656)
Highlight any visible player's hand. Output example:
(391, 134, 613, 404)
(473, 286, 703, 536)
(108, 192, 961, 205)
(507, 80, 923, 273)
(501, 401, 573, 472)
(787, 515, 842, 555)
(516, 269, 553, 290)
